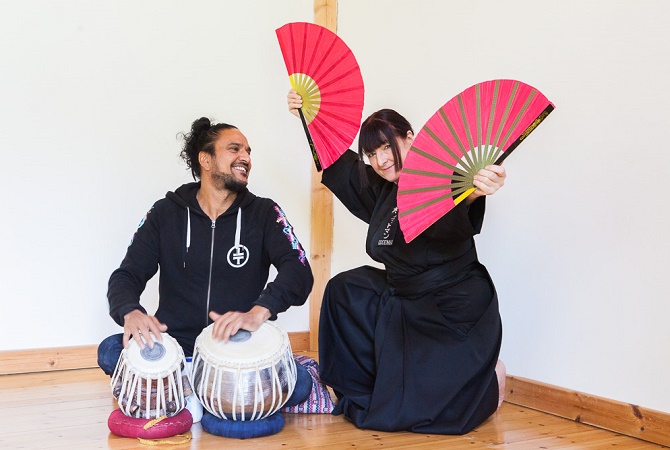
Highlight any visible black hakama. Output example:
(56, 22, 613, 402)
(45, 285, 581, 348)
(318, 151, 502, 434)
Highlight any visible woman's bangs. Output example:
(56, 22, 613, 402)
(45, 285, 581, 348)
(359, 123, 391, 154)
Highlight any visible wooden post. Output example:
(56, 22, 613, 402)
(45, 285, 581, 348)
(315, 0, 337, 32)
(309, 0, 337, 352)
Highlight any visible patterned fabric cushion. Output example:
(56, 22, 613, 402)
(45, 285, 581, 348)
(281, 355, 335, 414)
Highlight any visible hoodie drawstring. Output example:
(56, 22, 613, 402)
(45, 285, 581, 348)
(184, 207, 192, 268)
(184, 206, 241, 269)
(234, 207, 242, 249)
(186, 207, 192, 251)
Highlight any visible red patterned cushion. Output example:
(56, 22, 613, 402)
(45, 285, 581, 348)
(281, 355, 335, 414)
(108, 408, 192, 439)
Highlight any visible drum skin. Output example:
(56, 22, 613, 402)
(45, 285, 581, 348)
(191, 322, 297, 420)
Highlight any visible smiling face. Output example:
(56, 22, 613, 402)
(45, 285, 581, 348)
(358, 109, 415, 184)
(205, 128, 252, 192)
(364, 131, 413, 183)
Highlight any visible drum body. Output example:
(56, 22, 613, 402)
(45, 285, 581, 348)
(191, 322, 296, 420)
(111, 333, 191, 419)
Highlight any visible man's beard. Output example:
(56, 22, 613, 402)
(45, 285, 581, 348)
(213, 172, 247, 192)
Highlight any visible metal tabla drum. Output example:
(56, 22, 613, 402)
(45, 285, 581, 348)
(110, 333, 192, 419)
(191, 322, 297, 421)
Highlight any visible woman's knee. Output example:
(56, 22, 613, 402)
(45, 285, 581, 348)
(325, 266, 385, 297)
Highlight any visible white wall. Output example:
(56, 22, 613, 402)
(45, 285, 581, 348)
(337, 0, 670, 413)
(0, 0, 314, 351)
(2, 0, 669, 416)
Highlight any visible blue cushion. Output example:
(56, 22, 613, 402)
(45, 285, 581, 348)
(283, 357, 313, 407)
(200, 411, 284, 439)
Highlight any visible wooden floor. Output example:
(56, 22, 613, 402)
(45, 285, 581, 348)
(1, 364, 667, 449)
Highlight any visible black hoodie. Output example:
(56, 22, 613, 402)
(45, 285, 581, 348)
(107, 182, 313, 355)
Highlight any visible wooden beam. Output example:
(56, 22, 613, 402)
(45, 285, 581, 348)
(0, 332, 311, 375)
(314, 0, 337, 32)
(505, 375, 670, 447)
(309, 0, 337, 352)
(308, 170, 333, 352)
(0, 345, 99, 375)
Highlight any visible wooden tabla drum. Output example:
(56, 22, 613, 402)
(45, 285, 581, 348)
(191, 322, 297, 420)
(111, 333, 191, 419)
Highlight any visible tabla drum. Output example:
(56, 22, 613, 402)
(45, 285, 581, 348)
(111, 333, 192, 419)
(191, 322, 296, 421)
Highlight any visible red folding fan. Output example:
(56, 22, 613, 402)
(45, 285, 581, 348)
(397, 79, 554, 243)
(276, 22, 364, 171)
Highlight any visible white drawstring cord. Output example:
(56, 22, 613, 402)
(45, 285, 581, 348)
(234, 207, 242, 248)
(186, 207, 191, 252)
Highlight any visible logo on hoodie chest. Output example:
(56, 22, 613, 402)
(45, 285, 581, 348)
(227, 244, 250, 268)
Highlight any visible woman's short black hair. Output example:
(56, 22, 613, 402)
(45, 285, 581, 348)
(179, 117, 237, 180)
(358, 109, 413, 173)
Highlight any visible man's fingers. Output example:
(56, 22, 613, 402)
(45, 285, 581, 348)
(137, 323, 154, 348)
(122, 312, 168, 349)
(219, 321, 242, 343)
(148, 318, 165, 343)
(123, 331, 131, 349)
(211, 315, 241, 343)
(138, 330, 149, 349)
(219, 321, 237, 343)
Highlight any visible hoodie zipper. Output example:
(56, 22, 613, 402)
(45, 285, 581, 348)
(205, 219, 215, 326)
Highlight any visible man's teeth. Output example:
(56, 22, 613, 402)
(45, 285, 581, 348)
(233, 166, 247, 174)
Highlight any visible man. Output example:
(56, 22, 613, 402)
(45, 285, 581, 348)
(98, 117, 314, 397)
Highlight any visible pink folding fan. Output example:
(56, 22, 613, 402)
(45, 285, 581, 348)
(397, 79, 554, 242)
(276, 22, 365, 171)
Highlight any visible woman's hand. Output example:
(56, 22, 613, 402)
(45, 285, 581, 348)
(466, 165, 506, 204)
(287, 89, 302, 118)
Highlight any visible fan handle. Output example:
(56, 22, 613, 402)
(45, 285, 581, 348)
(298, 108, 323, 172)
(460, 104, 554, 203)
(494, 104, 555, 166)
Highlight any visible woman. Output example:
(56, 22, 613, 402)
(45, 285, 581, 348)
(288, 90, 506, 434)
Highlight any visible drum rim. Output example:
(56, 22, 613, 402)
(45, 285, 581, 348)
(193, 322, 292, 370)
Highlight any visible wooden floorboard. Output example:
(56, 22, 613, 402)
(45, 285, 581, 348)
(0, 365, 667, 449)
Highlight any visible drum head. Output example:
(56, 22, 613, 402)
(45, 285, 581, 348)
(125, 332, 183, 375)
(196, 322, 288, 367)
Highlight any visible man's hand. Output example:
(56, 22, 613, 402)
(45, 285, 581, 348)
(209, 305, 271, 343)
(122, 309, 168, 349)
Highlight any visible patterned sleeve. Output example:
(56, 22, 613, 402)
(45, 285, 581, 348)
(254, 203, 314, 318)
